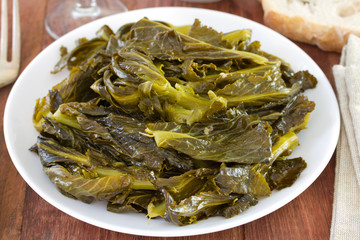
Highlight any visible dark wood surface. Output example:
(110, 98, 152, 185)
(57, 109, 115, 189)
(0, 0, 340, 239)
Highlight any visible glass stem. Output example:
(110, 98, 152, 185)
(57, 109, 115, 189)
(72, 0, 101, 18)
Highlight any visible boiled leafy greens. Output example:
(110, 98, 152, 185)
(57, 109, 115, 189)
(31, 18, 316, 226)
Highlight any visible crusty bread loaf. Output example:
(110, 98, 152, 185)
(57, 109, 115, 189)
(260, 0, 360, 52)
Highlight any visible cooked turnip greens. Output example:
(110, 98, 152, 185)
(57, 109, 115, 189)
(31, 18, 316, 226)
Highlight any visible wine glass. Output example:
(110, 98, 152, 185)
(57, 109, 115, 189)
(45, 0, 128, 39)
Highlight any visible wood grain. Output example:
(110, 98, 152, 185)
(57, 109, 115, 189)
(0, 0, 340, 239)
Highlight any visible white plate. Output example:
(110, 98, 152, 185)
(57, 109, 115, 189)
(3, 7, 340, 237)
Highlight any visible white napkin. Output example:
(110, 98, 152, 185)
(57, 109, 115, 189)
(330, 34, 360, 240)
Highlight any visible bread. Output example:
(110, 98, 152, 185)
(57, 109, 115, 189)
(260, 0, 360, 52)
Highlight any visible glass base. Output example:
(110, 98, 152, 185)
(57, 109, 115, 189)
(45, 0, 128, 39)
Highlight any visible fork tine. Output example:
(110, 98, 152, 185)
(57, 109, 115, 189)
(0, 0, 8, 61)
(0, 0, 20, 88)
(11, 0, 20, 63)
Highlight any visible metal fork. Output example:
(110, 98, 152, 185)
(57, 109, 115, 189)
(0, 0, 20, 88)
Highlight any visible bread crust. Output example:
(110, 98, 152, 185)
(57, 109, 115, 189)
(261, 3, 360, 52)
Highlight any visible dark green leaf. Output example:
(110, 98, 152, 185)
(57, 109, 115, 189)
(267, 157, 307, 190)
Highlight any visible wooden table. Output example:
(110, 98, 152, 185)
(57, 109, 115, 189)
(0, 0, 340, 239)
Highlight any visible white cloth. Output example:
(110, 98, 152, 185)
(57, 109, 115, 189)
(330, 34, 360, 240)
